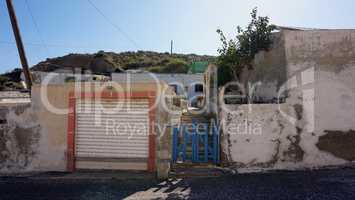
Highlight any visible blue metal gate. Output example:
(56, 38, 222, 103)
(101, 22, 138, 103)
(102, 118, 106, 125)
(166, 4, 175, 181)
(172, 122, 220, 164)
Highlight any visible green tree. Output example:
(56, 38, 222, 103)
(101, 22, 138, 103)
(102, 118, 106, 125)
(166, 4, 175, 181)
(216, 7, 275, 86)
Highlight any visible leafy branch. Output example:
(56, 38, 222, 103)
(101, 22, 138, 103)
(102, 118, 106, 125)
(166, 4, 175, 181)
(216, 7, 276, 86)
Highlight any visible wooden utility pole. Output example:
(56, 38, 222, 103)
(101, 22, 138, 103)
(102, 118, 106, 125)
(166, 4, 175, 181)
(170, 40, 173, 55)
(6, 0, 32, 90)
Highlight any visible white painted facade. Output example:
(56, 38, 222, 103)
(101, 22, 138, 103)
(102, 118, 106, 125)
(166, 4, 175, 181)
(221, 29, 355, 171)
(30, 71, 96, 84)
(111, 73, 205, 105)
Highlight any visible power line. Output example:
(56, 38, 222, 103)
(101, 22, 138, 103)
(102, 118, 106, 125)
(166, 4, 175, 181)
(0, 41, 121, 50)
(24, 0, 50, 56)
(86, 0, 140, 49)
(5, 0, 32, 88)
(0, 41, 82, 48)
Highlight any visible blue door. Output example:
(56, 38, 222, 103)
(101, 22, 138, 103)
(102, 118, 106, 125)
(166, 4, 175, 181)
(172, 121, 220, 164)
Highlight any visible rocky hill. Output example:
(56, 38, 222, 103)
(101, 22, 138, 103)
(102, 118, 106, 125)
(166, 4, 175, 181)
(0, 51, 215, 90)
(0, 68, 24, 91)
(32, 50, 215, 74)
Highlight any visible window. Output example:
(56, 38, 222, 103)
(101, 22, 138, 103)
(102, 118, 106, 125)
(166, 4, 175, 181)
(169, 84, 178, 94)
(195, 84, 203, 93)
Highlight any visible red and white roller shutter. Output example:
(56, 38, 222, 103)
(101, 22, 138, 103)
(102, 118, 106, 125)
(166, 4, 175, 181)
(74, 99, 150, 170)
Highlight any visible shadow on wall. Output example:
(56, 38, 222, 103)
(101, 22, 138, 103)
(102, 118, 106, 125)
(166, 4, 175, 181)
(0, 104, 41, 172)
(316, 130, 355, 161)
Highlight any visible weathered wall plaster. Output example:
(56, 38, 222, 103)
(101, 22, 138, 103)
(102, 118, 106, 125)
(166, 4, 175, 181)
(220, 103, 347, 170)
(242, 32, 287, 102)
(0, 82, 176, 175)
(221, 30, 355, 170)
(0, 104, 42, 172)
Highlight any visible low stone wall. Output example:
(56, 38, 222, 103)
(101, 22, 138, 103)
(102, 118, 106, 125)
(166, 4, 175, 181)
(0, 85, 70, 173)
(221, 103, 353, 170)
(220, 30, 355, 171)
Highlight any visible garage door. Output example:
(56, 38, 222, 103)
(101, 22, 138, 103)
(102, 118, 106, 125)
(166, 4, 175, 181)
(75, 99, 150, 170)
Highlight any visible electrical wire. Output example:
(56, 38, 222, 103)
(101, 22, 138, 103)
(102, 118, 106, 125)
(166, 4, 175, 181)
(0, 41, 120, 50)
(86, 0, 140, 49)
(1, 1, 141, 51)
(24, 0, 50, 56)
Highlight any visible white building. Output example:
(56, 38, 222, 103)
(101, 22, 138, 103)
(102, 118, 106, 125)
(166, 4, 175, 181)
(111, 73, 205, 106)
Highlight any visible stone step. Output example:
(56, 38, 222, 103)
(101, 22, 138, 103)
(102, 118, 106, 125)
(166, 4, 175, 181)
(172, 162, 214, 168)
(180, 117, 209, 120)
(170, 163, 224, 178)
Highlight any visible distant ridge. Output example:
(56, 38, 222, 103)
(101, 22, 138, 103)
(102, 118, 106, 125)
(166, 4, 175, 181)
(0, 50, 215, 90)
(31, 50, 216, 74)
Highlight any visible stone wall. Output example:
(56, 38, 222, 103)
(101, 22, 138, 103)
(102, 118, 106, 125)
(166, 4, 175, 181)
(221, 29, 355, 170)
(284, 30, 355, 163)
(220, 103, 347, 170)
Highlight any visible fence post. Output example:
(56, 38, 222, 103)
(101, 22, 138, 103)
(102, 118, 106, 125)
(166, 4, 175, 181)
(217, 123, 220, 164)
(172, 126, 178, 163)
(192, 122, 197, 162)
(182, 125, 187, 162)
(212, 123, 217, 164)
(212, 122, 221, 164)
(204, 123, 208, 162)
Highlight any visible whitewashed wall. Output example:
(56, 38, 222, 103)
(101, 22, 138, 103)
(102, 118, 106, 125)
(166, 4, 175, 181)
(221, 30, 355, 171)
(112, 73, 204, 104)
(220, 103, 347, 170)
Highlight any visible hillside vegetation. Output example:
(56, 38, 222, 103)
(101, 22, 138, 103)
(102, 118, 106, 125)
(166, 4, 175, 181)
(0, 51, 215, 90)
(0, 68, 24, 91)
(32, 50, 215, 74)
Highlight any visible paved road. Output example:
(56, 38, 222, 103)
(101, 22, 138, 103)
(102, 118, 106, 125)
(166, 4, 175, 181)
(0, 168, 355, 200)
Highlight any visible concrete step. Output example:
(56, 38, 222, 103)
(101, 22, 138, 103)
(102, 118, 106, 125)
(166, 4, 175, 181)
(181, 118, 211, 121)
(170, 163, 224, 178)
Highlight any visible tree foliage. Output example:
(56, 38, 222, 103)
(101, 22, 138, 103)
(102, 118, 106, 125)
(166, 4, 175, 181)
(147, 58, 188, 73)
(0, 68, 24, 91)
(216, 8, 275, 86)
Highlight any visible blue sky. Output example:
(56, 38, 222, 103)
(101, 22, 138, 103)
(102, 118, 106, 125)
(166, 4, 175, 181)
(1, 0, 355, 73)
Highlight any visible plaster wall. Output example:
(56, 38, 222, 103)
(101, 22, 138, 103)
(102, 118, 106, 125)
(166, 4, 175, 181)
(0, 82, 175, 175)
(112, 73, 204, 101)
(221, 30, 355, 170)
(241, 32, 287, 102)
